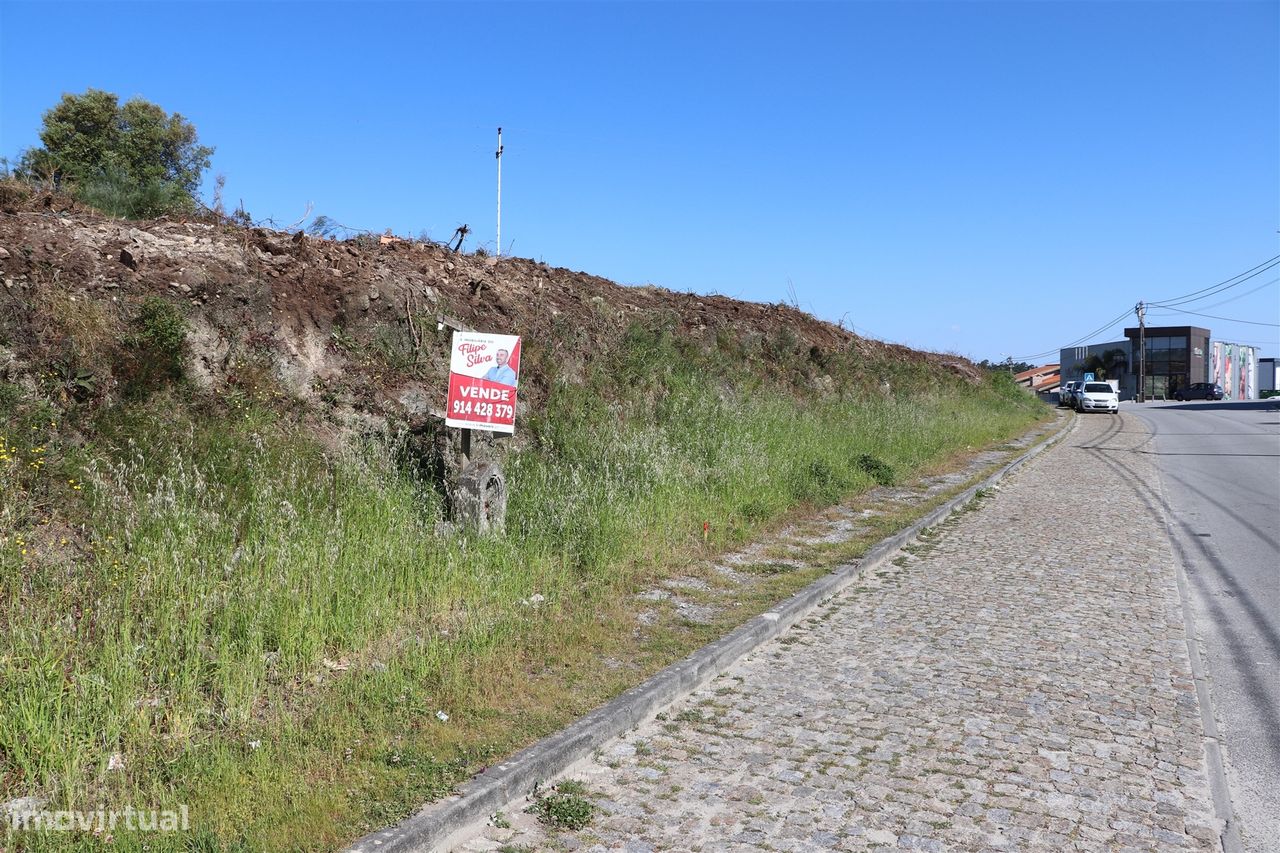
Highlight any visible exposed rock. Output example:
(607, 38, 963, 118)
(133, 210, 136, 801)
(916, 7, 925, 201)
(0, 195, 983, 452)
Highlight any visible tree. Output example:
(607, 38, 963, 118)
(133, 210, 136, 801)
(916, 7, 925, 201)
(1101, 347, 1129, 377)
(978, 358, 1035, 374)
(1076, 347, 1128, 380)
(17, 89, 213, 217)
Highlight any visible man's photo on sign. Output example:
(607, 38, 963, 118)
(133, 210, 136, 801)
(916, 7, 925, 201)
(483, 348, 518, 387)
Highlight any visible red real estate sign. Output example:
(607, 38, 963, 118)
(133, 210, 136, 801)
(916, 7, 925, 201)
(445, 331, 521, 433)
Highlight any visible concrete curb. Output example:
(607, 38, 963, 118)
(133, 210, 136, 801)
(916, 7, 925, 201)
(348, 414, 1074, 853)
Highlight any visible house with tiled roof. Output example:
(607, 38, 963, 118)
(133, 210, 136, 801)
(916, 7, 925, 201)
(1013, 364, 1060, 398)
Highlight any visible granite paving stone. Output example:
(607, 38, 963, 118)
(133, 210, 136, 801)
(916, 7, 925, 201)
(454, 413, 1221, 851)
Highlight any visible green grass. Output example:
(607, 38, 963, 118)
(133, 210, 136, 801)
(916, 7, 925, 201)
(526, 779, 595, 831)
(0, 344, 1046, 850)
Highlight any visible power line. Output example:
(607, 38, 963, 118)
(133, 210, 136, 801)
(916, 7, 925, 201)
(1214, 337, 1279, 346)
(1013, 308, 1132, 362)
(1147, 277, 1277, 319)
(1150, 255, 1280, 308)
(1150, 255, 1280, 306)
(1152, 306, 1280, 327)
(1015, 257, 1280, 363)
(1176, 276, 1277, 312)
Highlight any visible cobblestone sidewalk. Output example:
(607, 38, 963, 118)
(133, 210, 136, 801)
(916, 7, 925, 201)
(455, 413, 1221, 852)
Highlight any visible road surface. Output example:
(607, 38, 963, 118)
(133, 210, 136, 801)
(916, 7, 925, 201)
(1128, 399, 1280, 853)
(454, 412, 1229, 852)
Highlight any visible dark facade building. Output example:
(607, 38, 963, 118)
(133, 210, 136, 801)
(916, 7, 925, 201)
(1060, 325, 1258, 401)
(1123, 326, 1210, 400)
(1059, 342, 1132, 396)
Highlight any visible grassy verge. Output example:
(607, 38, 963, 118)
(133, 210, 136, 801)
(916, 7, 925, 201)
(1, 331, 1047, 850)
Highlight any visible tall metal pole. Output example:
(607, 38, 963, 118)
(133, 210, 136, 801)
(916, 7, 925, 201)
(495, 127, 503, 257)
(1136, 301, 1146, 403)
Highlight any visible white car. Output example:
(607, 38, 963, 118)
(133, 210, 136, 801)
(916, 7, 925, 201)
(1075, 381, 1119, 414)
(1059, 380, 1081, 408)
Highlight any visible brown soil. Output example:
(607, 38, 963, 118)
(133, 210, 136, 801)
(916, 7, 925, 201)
(0, 181, 983, 432)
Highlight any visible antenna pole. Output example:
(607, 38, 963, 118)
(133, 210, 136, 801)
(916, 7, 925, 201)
(495, 127, 503, 257)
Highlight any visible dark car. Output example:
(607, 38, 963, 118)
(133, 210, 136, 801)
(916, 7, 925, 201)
(1174, 382, 1224, 401)
(1058, 380, 1081, 408)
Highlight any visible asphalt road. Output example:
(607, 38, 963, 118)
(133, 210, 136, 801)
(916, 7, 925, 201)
(1127, 399, 1280, 853)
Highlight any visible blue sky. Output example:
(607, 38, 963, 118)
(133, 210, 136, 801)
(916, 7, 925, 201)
(2, 0, 1277, 363)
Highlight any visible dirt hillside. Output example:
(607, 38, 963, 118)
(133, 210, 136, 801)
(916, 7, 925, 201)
(0, 184, 980, 434)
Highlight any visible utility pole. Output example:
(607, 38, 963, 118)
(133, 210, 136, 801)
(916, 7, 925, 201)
(1136, 300, 1146, 403)
(495, 127, 503, 257)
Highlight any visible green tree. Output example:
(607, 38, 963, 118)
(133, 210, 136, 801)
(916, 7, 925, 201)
(978, 358, 1035, 374)
(1076, 347, 1128, 380)
(17, 88, 213, 217)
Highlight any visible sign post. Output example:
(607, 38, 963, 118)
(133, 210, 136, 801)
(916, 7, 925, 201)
(443, 330, 520, 534)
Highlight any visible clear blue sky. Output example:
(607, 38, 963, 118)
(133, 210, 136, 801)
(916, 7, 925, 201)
(2, 0, 1277, 363)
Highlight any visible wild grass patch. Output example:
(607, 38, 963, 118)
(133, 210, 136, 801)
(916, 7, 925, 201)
(0, 349, 1047, 849)
(526, 779, 595, 831)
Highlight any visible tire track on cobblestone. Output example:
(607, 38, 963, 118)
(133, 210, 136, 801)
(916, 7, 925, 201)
(451, 413, 1224, 852)
(1080, 418, 1251, 852)
(1073, 411, 1125, 450)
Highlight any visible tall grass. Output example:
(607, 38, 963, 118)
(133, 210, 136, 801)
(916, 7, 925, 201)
(0, 352, 1044, 847)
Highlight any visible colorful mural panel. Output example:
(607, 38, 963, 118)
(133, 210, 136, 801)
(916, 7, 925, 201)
(1210, 341, 1258, 400)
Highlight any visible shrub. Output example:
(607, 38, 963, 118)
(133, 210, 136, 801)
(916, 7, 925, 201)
(856, 453, 896, 486)
(987, 368, 1032, 402)
(77, 167, 195, 219)
(131, 296, 188, 355)
(120, 296, 188, 394)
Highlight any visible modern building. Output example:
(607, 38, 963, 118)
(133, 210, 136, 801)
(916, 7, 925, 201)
(1059, 341, 1134, 398)
(1122, 326, 1210, 401)
(1058, 325, 1263, 401)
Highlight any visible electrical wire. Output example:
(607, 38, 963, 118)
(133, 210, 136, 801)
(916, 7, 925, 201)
(1147, 277, 1277, 322)
(1150, 255, 1280, 308)
(1016, 258, 1280, 364)
(1213, 337, 1279, 346)
(1150, 255, 1280, 306)
(1012, 308, 1133, 362)
(1153, 307, 1280, 327)
(1172, 276, 1278, 312)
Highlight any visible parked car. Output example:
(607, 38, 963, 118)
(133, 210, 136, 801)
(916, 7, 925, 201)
(1174, 382, 1224, 401)
(1058, 381, 1081, 408)
(1075, 381, 1119, 414)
